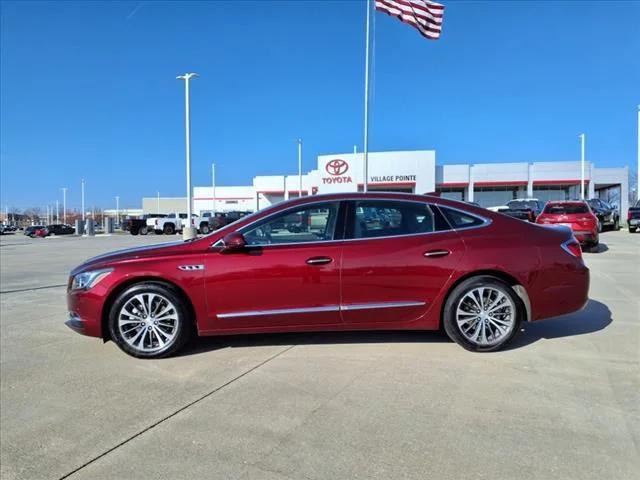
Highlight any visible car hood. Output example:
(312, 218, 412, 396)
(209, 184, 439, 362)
(70, 240, 189, 275)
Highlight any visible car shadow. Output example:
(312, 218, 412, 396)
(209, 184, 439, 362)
(584, 243, 609, 254)
(506, 299, 612, 350)
(176, 300, 611, 357)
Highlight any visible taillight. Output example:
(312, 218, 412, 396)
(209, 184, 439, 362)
(628, 211, 633, 220)
(528, 211, 533, 222)
(561, 238, 582, 259)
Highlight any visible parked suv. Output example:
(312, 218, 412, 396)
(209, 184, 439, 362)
(536, 201, 599, 251)
(586, 199, 620, 231)
(46, 224, 75, 235)
(199, 211, 250, 235)
(628, 199, 640, 233)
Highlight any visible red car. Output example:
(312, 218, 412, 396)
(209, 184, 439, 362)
(535, 201, 599, 251)
(66, 193, 589, 358)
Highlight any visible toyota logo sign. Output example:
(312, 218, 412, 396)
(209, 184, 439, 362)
(326, 159, 349, 176)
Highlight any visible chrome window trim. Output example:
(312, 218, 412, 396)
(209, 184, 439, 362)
(216, 300, 426, 319)
(211, 197, 492, 249)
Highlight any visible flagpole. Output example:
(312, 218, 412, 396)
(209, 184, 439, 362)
(362, 0, 371, 193)
(579, 133, 585, 200)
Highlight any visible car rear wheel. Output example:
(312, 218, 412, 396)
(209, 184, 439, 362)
(443, 276, 522, 352)
(200, 224, 210, 235)
(163, 224, 175, 235)
(629, 226, 636, 233)
(109, 283, 191, 359)
(140, 226, 148, 235)
(130, 228, 139, 235)
(613, 218, 619, 230)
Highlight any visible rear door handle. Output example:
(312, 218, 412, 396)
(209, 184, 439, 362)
(306, 256, 333, 265)
(424, 249, 450, 258)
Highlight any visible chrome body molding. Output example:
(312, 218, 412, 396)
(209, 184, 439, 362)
(216, 301, 426, 319)
(217, 305, 340, 319)
(178, 264, 204, 271)
(340, 301, 426, 311)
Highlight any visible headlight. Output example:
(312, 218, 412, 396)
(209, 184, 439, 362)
(71, 268, 113, 291)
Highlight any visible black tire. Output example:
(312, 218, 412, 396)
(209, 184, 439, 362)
(613, 217, 620, 231)
(597, 221, 603, 233)
(108, 282, 192, 359)
(200, 223, 210, 235)
(140, 226, 148, 235)
(154, 229, 162, 235)
(163, 223, 175, 235)
(443, 276, 523, 352)
(630, 226, 637, 233)
(130, 228, 139, 236)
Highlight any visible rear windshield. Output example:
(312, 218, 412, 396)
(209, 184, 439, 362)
(507, 200, 538, 210)
(543, 204, 589, 214)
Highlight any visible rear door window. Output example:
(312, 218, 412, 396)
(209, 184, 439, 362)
(439, 206, 486, 229)
(348, 200, 435, 239)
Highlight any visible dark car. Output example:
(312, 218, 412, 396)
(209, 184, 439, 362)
(498, 199, 545, 222)
(628, 199, 640, 233)
(199, 211, 250, 234)
(47, 224, 75, 235)
(24, 225, 46, 237)
(66, 193, 589, 358)
(587, 199, 620, 231)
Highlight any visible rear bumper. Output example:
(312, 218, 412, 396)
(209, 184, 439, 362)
(574, 230, 598, 244)
(533, 262, 590, 321)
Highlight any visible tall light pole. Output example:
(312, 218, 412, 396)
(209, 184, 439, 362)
(177, 72, 198, 240)
(637, 105, 639, 201)
(297, 139, 302, 197)
(579, 133, 586, 200)
(61, 187, 68, 224)
(211, 163, 216, 214)
(157, 191, 160, 215)
(81, 179, 85, 222)
(56, 200, 59, 223)
(115, 195, 120, 227)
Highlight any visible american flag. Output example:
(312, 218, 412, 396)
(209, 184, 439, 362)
(375, 0, 445, 40)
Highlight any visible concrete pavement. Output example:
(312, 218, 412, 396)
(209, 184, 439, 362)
(1, 230, 638, 480)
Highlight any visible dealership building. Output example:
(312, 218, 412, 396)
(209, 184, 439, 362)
(143, 150, 630, 219)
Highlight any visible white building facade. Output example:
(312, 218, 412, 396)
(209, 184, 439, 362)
(143, 150, 629, 219)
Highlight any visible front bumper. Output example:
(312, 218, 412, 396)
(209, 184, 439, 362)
(66, 287, 106, 338)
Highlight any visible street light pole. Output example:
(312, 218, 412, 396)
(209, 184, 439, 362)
(579, 133, 586, 200)
(56, 200, 59, 223)
(637, 105, 639, 201)
(297, 139, 302, 197)
(211, 163, 216, 214)
(177, 72, 198, 240)
(61, 187, 67, 224)
(115, 196, 120, 227)
(81, 179, 85, 222)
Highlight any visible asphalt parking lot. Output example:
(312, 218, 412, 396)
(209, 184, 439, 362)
(1, 231, 638, 480)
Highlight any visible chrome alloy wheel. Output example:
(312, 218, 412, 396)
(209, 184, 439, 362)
(456, 287, 515, 347)
(118, 293, 179, 353)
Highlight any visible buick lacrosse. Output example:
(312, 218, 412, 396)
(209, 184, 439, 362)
(67, 193, 589, 358)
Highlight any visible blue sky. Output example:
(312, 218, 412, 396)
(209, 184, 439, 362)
(1, 0, 638, 210)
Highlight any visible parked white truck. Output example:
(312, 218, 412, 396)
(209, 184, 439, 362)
(154, 213, 199, 235)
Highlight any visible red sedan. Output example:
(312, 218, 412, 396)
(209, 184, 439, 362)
(66, 193, 589, 358)
(536, 201, 599, 251)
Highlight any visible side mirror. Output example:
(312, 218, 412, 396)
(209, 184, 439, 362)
(221, 232, 246, 253)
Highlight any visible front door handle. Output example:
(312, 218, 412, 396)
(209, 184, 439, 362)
(306, 256, 333, 265)
(424, 249, 450, 258)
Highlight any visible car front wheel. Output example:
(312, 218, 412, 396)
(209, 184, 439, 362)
(443, 276, 522, 352)
(108, 283, 192, 358)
